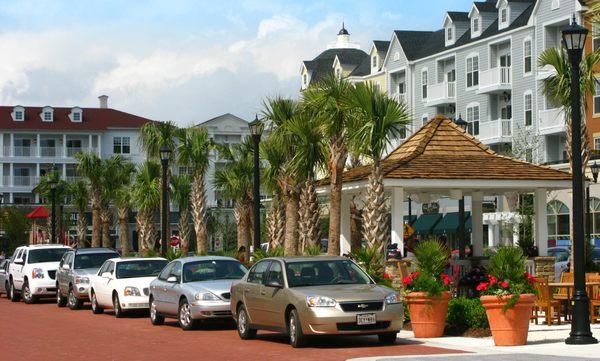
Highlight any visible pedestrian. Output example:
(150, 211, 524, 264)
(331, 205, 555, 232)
(0, 251, 5, 260)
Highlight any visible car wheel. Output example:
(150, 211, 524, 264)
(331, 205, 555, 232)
(22, 280, 37, 304)
(68, 287, 83, 310)
(9, 280, 20, 302)
(91, 291, 104, 314)
(56, 287, 67, 307)
(288, 309, 306, 348)
(236, 304, 257, 340)
(5, 281, 12, 299)
(113, 294, 124, 318)
(378, 332, 398, 345)
(149, 297, 164, 326)
(178, 299, 197, 331)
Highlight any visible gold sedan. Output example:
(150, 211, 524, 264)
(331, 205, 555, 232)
(230, 256, 403, 348)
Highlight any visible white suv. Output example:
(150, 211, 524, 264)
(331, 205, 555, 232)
(8, 244, 71, 303)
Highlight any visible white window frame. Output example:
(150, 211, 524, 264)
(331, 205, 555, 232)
(594, 78, 600, 117)
(372, 55, 378, 69)
(524, 91, 533, 127)
(595, 137, 600, 150)
(523, 38, 532, 75)
(113, 136, 131, 155)
(41, 107, 53, 122)
(13, 107, 24, 121)
(499, 4, 509, 30)
(421, 68, 428, 100)
(394, 52, 400, 61)
(472, 16, 480, 37)
(421, 113, 429, 126)
(593, 23, 600, 52)
(466, 102, 480, 136)
(302, 73, 307, 86)
(551, 0, 560, 10)
(466, 53, 479, 89)
(446, 26, 453, 42)
(335, 67, 342, 79)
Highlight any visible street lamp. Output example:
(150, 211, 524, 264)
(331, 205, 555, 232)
(49, 178, 57, 244)
(587, 162, 600, 242)
(563, 16, 598, 345)
(159, 147, 171, 256)
(249, 115, 264, 254)
(454, 114, 468, 132)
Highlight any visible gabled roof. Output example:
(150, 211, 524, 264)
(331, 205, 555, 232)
(473, 1, 498, 13)
(0, 106, 151, 131)
(373, 40, 390, 53)
(198, 113, 248, 127)
(349, 56, 371, 77)
(302, 48, 368, 83)
(393, 30, 436, 61)
(447, 11, 470, 22)
(327, 116, 571, 184)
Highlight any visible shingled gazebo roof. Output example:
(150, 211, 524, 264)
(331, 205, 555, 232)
(334, 116, 571, 185)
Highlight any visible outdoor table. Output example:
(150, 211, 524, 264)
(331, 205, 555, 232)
(548, 282, 600, 318)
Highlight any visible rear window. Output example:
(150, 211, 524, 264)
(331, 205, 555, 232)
(183, 260, 247, 283)
(28, 248, 69, 264)
(116, 260, 169, 279)
(74, 253, 119, 270)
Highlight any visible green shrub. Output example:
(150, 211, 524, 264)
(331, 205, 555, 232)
(252, 246, 284, 261)
(446, 297, 489, 330)
(348, 245, 384, 277)
(303, 244, 322, 256)
(165, 247, 184, 261)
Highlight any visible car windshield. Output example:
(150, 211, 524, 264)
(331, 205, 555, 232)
(116, 260, 168, 279)
(74, 253, 119, 270)
(548, 249, 569, 263)
(183, 260, 247, 283)
(27, 248, 69, 264)
(286, 260, 373, 287)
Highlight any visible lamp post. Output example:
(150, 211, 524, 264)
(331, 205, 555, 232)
(159, 147, 171, 256)
(249, 115, 264, 254)
(454, 114, 468, 133)
(587, 162, 600, 242)
(49, 179, 57, 244)
(563, 16, 598, 345)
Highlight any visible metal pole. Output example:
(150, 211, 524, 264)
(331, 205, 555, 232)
(458, 197, 465, 259)
(587, 183, 591, 243)
(51, 187, 56, 244)
(565, 49, 597, 345)
(161, 158, 168, 256)
(252, 134, 261, 252)
(408, 197, 412, 225)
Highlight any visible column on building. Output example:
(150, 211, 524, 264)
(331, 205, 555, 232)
(534, 188, 548, 256)
(64, 134, 68, 157)
(471, 191, 484, 257)
(35, 163, 40, 203)
(339, 192, 352, 256)
(390, 187, 405, 256)
(36, 134, 41, 157)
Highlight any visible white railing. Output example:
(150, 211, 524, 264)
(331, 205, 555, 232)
(3, 146, 10, 156)
(478, 119, 512, 141)
(65, 176, 83, 182)
(427, 81, 455, 103)
(40, 146, 58, 157)
(13, 176, 38, 187)
(539, 108, 566, 132)
(525, 260, 535, 276)
(66, 147, 83, 157)
(13, 146, 34, 157)
(392, 92, 407, 104)
(479, 67, 511, 90)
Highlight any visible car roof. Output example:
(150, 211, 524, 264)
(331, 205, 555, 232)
(111, 257, 167, 263)
(71, 248, 119, 255)
(265, 256, 348, 263)
(18, 244, 71, 250)
(176, 255, 239, 263)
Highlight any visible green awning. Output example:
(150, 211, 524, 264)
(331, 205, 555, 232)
(432, 212, 471, 235)
(404, 215, 417, 224)
(412, 214, 443, 235)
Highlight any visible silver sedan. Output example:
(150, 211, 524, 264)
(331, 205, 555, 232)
(149, 256, 247, 330)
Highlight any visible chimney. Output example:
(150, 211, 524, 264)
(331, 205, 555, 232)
(98, 95, 109, 109)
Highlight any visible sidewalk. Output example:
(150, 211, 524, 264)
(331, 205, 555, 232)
(350, 324, 600, 361)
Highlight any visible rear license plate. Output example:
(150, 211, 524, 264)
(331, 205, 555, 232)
(356, 313, 376, 325)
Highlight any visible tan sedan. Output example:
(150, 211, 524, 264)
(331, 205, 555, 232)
(230, 256, 403, 347)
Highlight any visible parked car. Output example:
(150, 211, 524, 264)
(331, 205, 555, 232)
(592, 247, 600, 266)
(7, 244, 71, 303)
(149, 256, 247, 330)
(230, 256, 403, 348)
(56, 248, 120, 310)
(88, 257, 168, 318)
(548, 246, 570, 281)
(0, 259, 9, 296)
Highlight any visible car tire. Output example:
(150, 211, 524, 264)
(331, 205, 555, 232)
(378, 332, 398, 345)
(149, 297, 164, 326)
(288, 309, 306, 348)
(90, 291, 104, 314)
(68, 287, 83, 310)
(5, 281, 11, 299)
(22, 280, 37, 304)
(178, 299, 197, 331)
(236, 304, 257, 340)
(9, 280, 20, 302)
(113, 294, 124, 318)
(56, 287, 67, 308)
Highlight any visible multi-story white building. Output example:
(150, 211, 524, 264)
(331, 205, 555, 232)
(0, 95, 150, 205)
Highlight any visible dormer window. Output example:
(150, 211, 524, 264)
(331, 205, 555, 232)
(446, 26, 453, 42)
(41, 106, 53, 122)
(69, 107, 83, 122)
(372, 55, 378, 69)
(499, 2, 509, 29)
(12, 106, 24, 121)
(302, 74, 307, 86)
(472, 16, 480, 34)
(335, 67, 342, 79)
(44, 112, 52, 121)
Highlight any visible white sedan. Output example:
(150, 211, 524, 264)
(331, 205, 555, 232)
(89, 257, 168, 318)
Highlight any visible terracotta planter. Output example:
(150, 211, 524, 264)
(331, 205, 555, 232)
(480, 294, 535, 346)
(405, 291, 451, 338)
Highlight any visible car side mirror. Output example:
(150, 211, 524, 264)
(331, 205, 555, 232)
(62, 264, 70, 270)
(101, 272, 112, 278)
(14, 258, 24, 265)
(166, 276, 178, 283)
(265, 280, 283, 288)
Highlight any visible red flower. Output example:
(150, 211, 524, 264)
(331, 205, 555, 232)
(488, 275, 497, 285)
(402, 275, 413, 287)
(383, 272, 393, 280)
(412, 271, 420, 279)
(524, 272, 535, 285)
(441, 273, 451, 286)
(500, 280, 509, 289)
(476, 282, 489, 292)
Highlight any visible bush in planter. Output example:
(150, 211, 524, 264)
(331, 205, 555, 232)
(446, 297, 489, 332)
(459, 265, 488, 298)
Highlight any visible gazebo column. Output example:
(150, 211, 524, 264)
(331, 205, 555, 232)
(471, 192, 484, 257)
(340, 192, 351, 256)
(390, 187, 405, 255)
(534, 188, 548, 256)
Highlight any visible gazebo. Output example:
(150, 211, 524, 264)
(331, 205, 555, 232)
(323, 116, 572, 257)
(26, 205, 49, 245)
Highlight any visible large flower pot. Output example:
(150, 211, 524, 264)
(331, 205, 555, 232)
(405, 291, 451, 338)
(480, 294, 535, 346)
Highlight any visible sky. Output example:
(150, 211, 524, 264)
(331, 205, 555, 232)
(0, 0, 475, 126)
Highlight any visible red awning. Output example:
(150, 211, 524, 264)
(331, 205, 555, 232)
(26, 205, 49, 219)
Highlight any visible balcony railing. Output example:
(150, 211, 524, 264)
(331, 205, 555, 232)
(40, 146, 57, 157)
(427, 81, 455, 106)
(13, 146, 34, 157)
(391, 92, 407, 104)
(66, 147, 83, 157)
(12, 175, 38, 187)
(478, 67, 511, 93)
(539, 108, 566, 135)
(478, 119, 512, 143)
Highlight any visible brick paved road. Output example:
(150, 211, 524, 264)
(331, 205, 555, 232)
(0, 297, 462, 361)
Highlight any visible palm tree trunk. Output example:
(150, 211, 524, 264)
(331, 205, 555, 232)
(267, 194, 285, 249)
(284, 190, 300, 256)
(298, 179, 321, 253)
(362, 163, 389, 253)
(138, 210, 156, 254)
(91, 206, 101, 247)
(178, 208, 192, 254)
(100, 208, 111, 248)
(77, 211, 87, 248)
(327, 139, 348, 256)
(190, 173, 208, 254)
(350, 195, 363, 252)
(117, 207, 129, 255)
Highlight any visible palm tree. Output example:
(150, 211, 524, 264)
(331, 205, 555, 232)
(214, 140, 254, 261)
(108, 157, 136, 254)
(302, 75, 353, 255)
(171, 174, 193, 254)
(262, 97, 302, 256)
(34, 170, 70, 243)
(177, 126, 211, 254)
(261, 143, 285, 250)
(114, 187, 132, 255)
(346, 82, 410, 252)
(76, 152, 104, 247)
(132, 161, 161, 254)
(539, 47, 600, 270)
(70, 180, 89, 248)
